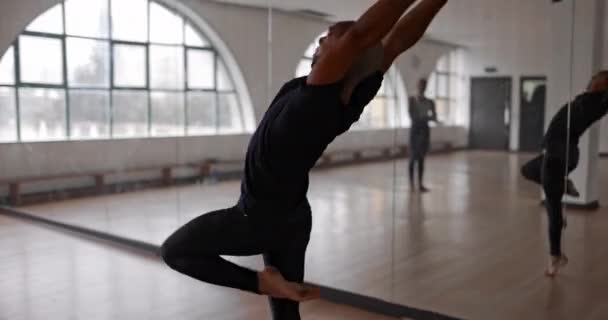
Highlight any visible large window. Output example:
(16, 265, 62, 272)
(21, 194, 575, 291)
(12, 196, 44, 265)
(426, 49, 467, 126)
(296, 36, 409, 129)
(0, 0, 248, 143)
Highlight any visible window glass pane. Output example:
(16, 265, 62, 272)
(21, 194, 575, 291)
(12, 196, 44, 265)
(353, 107, 372, 130)
(19, 35, 64, 85)
(113, 44, 146, 87)
(368, 98, 387, 128)
(187, 92, 216, 135)
(385, 96, 397, 128)
(400, 99, 411, 128)
(438, 74, 449, 98)
(185, 23, 209, 47)
(450, 50, 459, 73)
(436, 55, 449, 72)
(426, 73, 437, 99)
(377, 80, 387, 96)
(67, 38, 110, 88)
(382, 69, 398, 98)
(0, 88, 17, 142)
(65, 0, 109, 38)
(295, 59, 311, 78)
(0, 47, 15, 85)
(19, 88, 66, 141)
(111, 0, 147, 42)
(112, 90, 148, 138)
(435, 99, 449, 123)
(150, 2, 183, 44)
(218, 93, 242, 133)
(151, 92, 184, 137)
(449, 74, 459, 101)
(26, 4, 63, 34)
(150, 45, 184, 89)
(217, 59, 234, 91)
(69, 90, 110, 139)
(187, 49, 214, 89)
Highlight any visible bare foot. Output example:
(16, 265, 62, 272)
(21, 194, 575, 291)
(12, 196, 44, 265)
(258, 267, 320, 301)
(545, 254, 568, 278)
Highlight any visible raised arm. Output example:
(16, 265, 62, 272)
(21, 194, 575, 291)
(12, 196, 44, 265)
(381, 0, 448, 72)
(307, 0, 416, 85)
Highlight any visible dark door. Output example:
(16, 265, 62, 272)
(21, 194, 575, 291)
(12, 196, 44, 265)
(519, 77, 546, 152)
(469, 77, 512, 150)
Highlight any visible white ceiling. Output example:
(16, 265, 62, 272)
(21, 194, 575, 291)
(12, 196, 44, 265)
(211, 0, 552, 47)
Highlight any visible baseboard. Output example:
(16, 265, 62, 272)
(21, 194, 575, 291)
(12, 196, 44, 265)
(0, 176, 202, 207)
(540, 200, 600, 210)
(2, 147, 465, 207)
(508, 150, 539, 154)
(0, 206, 461, 320)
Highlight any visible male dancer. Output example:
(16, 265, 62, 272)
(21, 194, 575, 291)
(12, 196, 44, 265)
(161, 0, 448, 318)
(521, 71, 608, 277)
(408, 78, 438, 192)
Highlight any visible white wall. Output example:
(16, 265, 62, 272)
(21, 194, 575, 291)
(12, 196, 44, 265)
(598, 1, 608, 153)
(180, 0, 327, 120)
(0, 0, 465, 194)
(0, 126, 466, 198)
(0, 0, 57, 54)
(556, 0, 608, 154)
(394, 39, 455, 94)
(604, 1, 608, 72)
(2, 0, 602, 179)
(547, 0, 604, 205)
(434, 0, 552, 151)
(0, 126, 467, 178)
(463, 0, 608, 154)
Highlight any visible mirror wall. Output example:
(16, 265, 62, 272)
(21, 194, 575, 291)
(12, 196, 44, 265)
(0, 0, 399, 302)
(2, 0, 605, 319)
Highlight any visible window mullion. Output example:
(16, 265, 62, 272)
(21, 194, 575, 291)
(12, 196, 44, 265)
(61, 1, 70, 139)
(108, 0, 114, 138)
(13, 40, 21, 142)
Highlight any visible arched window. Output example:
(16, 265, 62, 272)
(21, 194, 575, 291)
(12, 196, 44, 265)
(426, 49, 467, 126)
(0, 0, 252, 143)
(296, 36, 410, 130)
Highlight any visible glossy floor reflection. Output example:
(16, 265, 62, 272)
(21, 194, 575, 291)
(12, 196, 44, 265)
(19, 151, 608, 319)
(0, 215, 397, 320)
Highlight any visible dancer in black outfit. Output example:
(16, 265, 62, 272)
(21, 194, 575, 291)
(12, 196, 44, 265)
(408, 78, 438, 192)
(521, 71, 608, 277)
(160, 0, 448, 318)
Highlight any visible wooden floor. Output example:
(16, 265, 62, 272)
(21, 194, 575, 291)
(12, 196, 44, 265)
(0, 215, 397, 320)
(15, 151, 608, 320)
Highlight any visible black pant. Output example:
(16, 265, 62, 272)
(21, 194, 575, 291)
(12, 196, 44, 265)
(521, 149, 579, 256)
(161, 200, 312, 320)
(409, 126, 430, 187)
